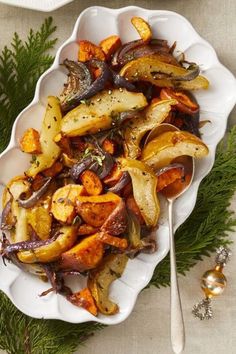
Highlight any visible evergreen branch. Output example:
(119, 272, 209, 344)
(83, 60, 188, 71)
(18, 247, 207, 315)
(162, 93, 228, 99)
(0, 18, 236, 354)
(0, 17, 57, 152)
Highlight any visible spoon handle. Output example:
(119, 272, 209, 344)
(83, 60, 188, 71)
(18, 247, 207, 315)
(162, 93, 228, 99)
(168, 200, 185, 354)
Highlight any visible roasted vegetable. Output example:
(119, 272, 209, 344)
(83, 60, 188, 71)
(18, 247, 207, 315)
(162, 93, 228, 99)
(27, 205, 52, 240)
(67, 288, 98, 316)
(42, 161, 63, 178)
(51, 184, 85, 224)
(76, 193, 121, 227)
(80, 170, 103, 196)
(102, 138, 116, 155)
(54, 133, 72, 156)
(2, 176, 30, 207)
(17, 226, 77, 263)
(2, 177, 31, 242)
(126, 196, 145, 225)
(141, 130, 209, 169)
(107, 172, 131, 194)
(131, 16, 152, 43)
(99, 35, 122, 60)
(78, 224, 99, 236)
(120, 159, 160, 227)
(103, 164, 123, 186)
(101, 200, 127, 235)
(88, 254, 128, 315)
(18, 177, 52, 209)
(97, 232, 128, 249)
(61, 89, 147, 137)
(60, 59, 93, 112)
(27, 96, 62, 177)
(160, 88, 199, 114)
(124, 99, 177, 159)
(78, 40, 106, 62)
(156, 167, 184, 192)
(120, 55, 209, 90)
(19, 128, 41, 154)
(60, 234, 104, 271)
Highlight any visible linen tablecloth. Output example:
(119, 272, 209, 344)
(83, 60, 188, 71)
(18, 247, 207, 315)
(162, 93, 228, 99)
(0, 1, 235, 353)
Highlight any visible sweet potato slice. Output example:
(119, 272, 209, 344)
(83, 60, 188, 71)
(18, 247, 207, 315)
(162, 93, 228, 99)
(20, 128, 41, 154)
(42, 161, 63, 177)
(131, 17, 152, 43)
(67, 288, 98, 316)
(54, 133, 72, 156)
(99, 35, 122, 60)
(78, 40, 105, 62)
(76, 193, 121, 227)
(103, 164, 123, 186)
(80, 170, 103, 196)
(51, 184, 85, 224)
(60, 234, 104, 271)
(101, 200, 127, 235)
(102, 139, 116, 155)
(156, 168, 183, 192)
(97, 232, 128, 250)
(78, 224, 99, 236)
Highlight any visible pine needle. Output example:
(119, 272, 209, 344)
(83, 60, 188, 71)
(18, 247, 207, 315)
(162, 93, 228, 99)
(0, 17, 236, 354)
(0, 17, 57, 152)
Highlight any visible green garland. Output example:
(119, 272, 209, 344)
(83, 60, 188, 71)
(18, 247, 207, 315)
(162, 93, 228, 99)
(0, 18, 235, 354)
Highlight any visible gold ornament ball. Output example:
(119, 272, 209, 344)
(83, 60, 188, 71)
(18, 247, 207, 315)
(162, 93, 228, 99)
(201, 269, 227, 297)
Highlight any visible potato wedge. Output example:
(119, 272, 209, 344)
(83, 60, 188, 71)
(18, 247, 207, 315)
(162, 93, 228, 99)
(124, 99, 177, 159)
(51, 184, 85, 224)
(76, 193, 121, 227)
(20, 128, 41, 154)
(68, 288, 98, 316)
(120, 55, 209, 90)
(27, 96, 62, 177)
(99, 35, 122, 60)
(18, 226, 78, 263)
(141, 130, 209, 169)
(60, 234, 104, 271)
(131, 16, 152, 43)
(120, 159, 160, 227)
(80, 170, 103, 196)
(61, 89, 147, 137)
(88, 254, 128, 315)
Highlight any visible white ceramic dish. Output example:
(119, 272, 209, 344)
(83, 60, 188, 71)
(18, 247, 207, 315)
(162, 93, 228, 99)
(0, 0, 73, 11)
(0, 6, 236, 325)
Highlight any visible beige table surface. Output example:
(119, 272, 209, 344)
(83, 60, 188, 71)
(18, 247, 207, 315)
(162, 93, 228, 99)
(0, 1, 236, 353)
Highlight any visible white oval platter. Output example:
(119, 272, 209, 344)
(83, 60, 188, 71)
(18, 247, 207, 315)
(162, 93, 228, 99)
(0, 6, 235, 325)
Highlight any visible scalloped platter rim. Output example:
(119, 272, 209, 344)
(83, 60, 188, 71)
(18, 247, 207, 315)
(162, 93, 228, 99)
(0, 6, 236, 325)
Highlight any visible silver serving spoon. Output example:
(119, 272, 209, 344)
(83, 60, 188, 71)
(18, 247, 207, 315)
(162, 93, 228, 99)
(146, 124, 195, 353)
